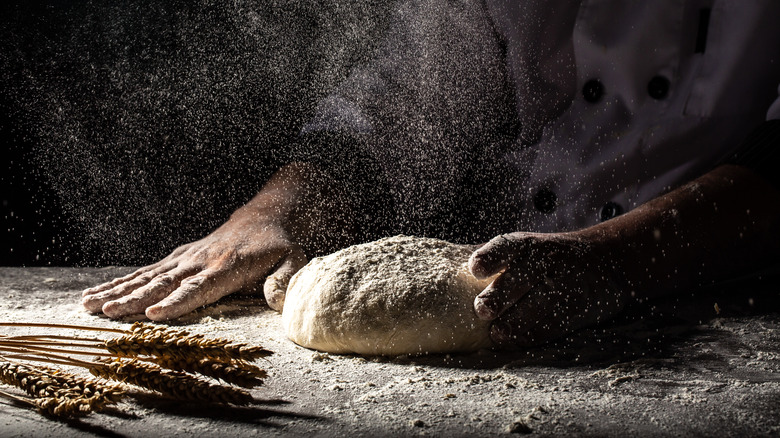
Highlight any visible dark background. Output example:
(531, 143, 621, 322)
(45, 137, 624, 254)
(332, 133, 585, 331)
(1, 1, 389, 266)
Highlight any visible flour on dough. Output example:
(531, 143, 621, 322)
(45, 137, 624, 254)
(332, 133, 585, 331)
(282, 235, 495, 355)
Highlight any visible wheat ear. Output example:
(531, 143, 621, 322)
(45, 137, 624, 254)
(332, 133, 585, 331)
(0, 360, 121, 417)
(104, 322, 272, 363)
(0, 388, 84, 417)
(148, 356, 267, 388)
(35, 395, 96, 417)
(0, 361, 58, 398)
(89, 358, 254, 405)
(33, 364, 125, 403)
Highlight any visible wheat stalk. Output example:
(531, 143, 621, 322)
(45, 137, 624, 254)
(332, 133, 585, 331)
(104, 323, 272, 363)
(0, 322, 125, 334)
(33, 364, 124, 403)
(0, 389, 90, 417)
(148, 356, 268, 388)
(0, 321, 273, 416)
(0, 359, 123, 417)
(35, 395, 99, 417)
(0, 322, 273, 363)
(89, 358, 254, 405)
(0, 341, 113, 358)
(0, 360, 58, 398)
(0, 343, 266, 388)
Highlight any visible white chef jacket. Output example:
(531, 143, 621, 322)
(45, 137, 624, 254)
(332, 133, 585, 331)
(301, 0, 780, 234)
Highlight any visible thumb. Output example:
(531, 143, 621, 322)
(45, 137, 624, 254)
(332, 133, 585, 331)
(263, 248, 308, 312)
(469, 233, 525, 279)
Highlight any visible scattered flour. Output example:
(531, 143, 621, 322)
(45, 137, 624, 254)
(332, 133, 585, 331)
(1, 267, 779, 436)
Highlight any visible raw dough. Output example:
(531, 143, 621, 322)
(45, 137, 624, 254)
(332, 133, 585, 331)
(282, 235, 495, 355)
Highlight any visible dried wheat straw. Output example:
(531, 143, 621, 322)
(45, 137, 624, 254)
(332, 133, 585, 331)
(0, 322, 125, 334)
(0, 341, 113, 358)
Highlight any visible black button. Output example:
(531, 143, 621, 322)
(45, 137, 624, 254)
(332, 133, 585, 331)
(647, 75, 670, 100)
(533, 188, 558, 214)
(599, 202, 624, 222)
(582, 79, 604, 103)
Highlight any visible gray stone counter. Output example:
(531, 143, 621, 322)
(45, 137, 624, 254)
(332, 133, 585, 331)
(0, 267, 778, 437)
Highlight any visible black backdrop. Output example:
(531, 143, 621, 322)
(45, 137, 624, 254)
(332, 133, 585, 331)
(0, 0, 389, 266)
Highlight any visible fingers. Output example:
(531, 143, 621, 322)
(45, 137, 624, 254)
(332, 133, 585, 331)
(473, 269, 536, 320)
(100, 266, 197, 319)
(81, 264, 160, 298)
(470, 233, 544, 321)
(263, 249, 308, 312)
(489, 274, 622, 347)
(82, 245, 192, 299)
(81, 264, 174, 313)
(468, 233, 526, 279)
(489, 285, 565, 347)
(145, 267, 234, 321)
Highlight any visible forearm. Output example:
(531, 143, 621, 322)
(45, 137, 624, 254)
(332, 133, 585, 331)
(228, 161, 360, 256)
(234, 162, 327, 226)
(231, 154, 394, 258)
(579, 164, 780, 300)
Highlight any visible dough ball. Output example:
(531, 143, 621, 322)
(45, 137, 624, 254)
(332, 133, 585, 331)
(282, 235, 495, 355)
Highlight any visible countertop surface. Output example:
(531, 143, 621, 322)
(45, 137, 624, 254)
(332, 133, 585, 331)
(0, 266, 778, 437)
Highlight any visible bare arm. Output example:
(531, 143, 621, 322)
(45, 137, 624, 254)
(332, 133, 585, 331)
(469, 164, 780, 346)
(582, 164, 780, 299)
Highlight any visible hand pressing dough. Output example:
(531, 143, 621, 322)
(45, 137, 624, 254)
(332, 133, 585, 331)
(282, 235, 495, 355)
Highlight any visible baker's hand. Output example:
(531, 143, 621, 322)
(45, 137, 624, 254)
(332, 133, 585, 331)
(468, 232, 626, 347)
(81, 217, 307, 320)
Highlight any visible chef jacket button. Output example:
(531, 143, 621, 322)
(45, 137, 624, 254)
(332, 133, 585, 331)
(647, 75, 670, 100)
(599, 201, 624, 222)
(582, 79, 604, 103)
(533, 188, 558, 214)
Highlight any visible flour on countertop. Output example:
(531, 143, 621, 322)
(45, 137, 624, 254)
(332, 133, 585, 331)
(2, 267, 780, 437)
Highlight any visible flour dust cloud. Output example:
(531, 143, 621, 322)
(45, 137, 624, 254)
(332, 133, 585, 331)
(1, 0, 525, 265)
